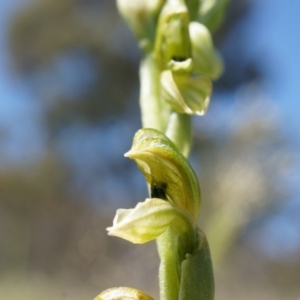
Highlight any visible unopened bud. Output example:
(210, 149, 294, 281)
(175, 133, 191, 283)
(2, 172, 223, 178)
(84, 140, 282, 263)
(117, 0, 165, 51)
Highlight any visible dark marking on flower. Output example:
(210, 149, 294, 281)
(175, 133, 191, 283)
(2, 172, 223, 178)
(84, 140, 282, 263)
(151, 183, 168, 201)
(172, 56, 187, 62)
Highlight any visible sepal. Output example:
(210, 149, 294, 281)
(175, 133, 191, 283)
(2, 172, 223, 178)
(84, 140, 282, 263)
(107, 198, 193, 244)
(190, 22, 223, 79)
(154, 0, 192, 71)
(161, 70, 212, 115)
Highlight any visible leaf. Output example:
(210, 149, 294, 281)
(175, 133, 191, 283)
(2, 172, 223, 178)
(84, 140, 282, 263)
(179, 229, 215, 300)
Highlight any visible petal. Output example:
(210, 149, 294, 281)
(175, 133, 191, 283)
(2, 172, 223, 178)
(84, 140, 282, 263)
(161, 70, 212, 115)
(154, 0, 192, 70)
(189, 22, 223, 79)
(107, 198, 191, 244)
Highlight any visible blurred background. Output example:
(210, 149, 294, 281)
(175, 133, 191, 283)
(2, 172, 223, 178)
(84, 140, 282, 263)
(0, 0, 299, 299)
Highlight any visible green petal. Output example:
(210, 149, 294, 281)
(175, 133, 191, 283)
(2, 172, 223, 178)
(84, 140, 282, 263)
(161, 70, 212, 115)
(125, 129, 201, 221)
(189, 22, 223, 79)
(107, 198, 191, 244)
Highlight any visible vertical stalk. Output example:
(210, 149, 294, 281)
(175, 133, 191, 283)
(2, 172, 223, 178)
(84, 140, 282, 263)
(165, 112, 192, 157)
(156, 228, 181, 300)
(139, 55, 170, 132)
(140, 55, 183, 300)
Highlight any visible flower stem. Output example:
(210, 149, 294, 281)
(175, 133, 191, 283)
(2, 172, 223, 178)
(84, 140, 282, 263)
(139, 55, 170, 132)
(165, 112, 192, 157)
(157, 228, 180, 300)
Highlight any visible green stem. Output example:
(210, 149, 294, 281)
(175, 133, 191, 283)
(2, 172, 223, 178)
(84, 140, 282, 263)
(157, 228, 180, 300)
(139, 55, 170, 132)
(165, 112, 192, 157)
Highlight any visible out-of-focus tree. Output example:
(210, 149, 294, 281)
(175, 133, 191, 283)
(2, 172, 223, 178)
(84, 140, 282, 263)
(10, 0, 139, 135)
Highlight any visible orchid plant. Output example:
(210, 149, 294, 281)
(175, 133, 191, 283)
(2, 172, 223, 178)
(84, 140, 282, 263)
(95, 0, 229, 299)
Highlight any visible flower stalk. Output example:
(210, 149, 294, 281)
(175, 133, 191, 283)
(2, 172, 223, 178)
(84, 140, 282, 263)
(95, 0, 229, 299)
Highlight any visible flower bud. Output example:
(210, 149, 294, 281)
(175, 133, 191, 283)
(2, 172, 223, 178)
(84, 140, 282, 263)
(117, 0, 165, 51)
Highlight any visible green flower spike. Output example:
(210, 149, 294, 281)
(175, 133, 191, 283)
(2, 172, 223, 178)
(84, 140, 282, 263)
(161, 70, 212, 115)
(95, 286, 154, 300)
(125, 128, 201, 222)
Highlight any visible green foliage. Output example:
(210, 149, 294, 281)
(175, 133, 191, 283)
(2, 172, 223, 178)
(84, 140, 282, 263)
(179, 230, 214, 300)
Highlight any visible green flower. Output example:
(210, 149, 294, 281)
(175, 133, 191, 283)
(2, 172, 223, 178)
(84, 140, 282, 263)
(125, 128, 201, 221)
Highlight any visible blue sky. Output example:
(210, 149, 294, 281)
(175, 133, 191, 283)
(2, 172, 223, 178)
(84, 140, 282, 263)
(247, 0, 300, 140)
